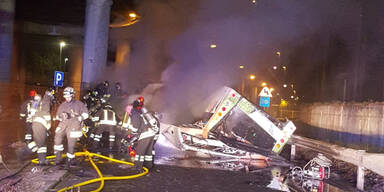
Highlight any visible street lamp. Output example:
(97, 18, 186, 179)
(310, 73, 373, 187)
(59, 41, 66, 71)
(128, 12, 137, 18)
(249, 75, 256, 80)
(210, 44, 217, 48)
(261, 82, 267, 87)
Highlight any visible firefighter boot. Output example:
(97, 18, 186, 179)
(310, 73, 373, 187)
(65, 158, 72, 170)
(54, 151, 63, 165)
(37, 153, 48, 166)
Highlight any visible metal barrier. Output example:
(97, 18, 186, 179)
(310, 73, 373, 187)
(289, 135, 384, 191)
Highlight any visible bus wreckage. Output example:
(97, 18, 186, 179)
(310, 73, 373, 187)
(158, 87, 296, 165)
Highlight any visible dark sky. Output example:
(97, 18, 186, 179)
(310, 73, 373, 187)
(15, 0, 135, 25)
(14, 0, 384, 119)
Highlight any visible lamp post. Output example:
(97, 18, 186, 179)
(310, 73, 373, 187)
(59, 41, 66, 71)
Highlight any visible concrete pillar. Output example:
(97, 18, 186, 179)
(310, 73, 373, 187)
(82, 0, 112, 88)
(0, 0, 15, 82)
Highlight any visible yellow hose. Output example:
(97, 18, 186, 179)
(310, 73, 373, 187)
(31, 151, 148, 192)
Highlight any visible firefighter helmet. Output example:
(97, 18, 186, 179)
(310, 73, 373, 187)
(63, 87, 75, 98)
(103, 80, 109, 87)
(29, 90, 37, 97)
(48, 86, 56, 96)
(132, 100, 141, 110)
(115, 82, 121, 90)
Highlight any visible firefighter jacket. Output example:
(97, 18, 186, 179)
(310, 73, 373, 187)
(20, 99, 36, 123)
(56, 99, 88, 130)
(131, 108, 159, 141)
(92, 107, 121, 126)
(33, 94, 52, 130)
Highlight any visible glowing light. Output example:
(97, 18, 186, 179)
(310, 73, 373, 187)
(60, 41, 66, 47)
(249, 75, 256, 80)
(282, 66, 287, 71)
(280, 99, 288, 107)
(239, 65, 244, 69)
(252, 0, 256, 3)
(129, 12, 137, 18)
(276, 51, 281, 56)
(210, 44, 217, 48)
(261, 82, 267, 87)
(270, 88, 274, 92)
(283, 84, 287, 88)
(290, 95, 294, 99)
(273, 66, 277, 70)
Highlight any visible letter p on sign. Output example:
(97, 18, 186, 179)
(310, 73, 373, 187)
(54, 71, 64, 87)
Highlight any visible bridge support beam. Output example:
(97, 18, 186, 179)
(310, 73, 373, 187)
(82, 0, 112, 88)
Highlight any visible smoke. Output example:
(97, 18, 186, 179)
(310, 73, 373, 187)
(107, 0, 379, 123)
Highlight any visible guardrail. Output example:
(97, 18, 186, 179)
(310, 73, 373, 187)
(289, 135, 384, 191)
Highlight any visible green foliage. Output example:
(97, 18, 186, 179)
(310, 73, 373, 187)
(26, 48, 63, 84)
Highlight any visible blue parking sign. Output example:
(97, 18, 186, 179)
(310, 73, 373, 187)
(54, 71, 64, 87)
(259, 96, 270, 107)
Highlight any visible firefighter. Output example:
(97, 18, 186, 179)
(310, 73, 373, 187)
(111, 82, 126, 98)
(20, 90, 37, 143)
(131, 97, 159, 172)
(96, 80, 111, 100)
(31, 91, 54, 165)
(90, 103, 121, 156)
(53, 87, 88, 168)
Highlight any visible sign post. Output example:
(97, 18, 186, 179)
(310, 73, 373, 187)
(54, 71, 64, 87)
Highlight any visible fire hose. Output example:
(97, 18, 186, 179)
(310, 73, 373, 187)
(31, 151, 148, 192)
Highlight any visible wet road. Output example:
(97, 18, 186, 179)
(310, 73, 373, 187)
(0, 119, 24, 161)
(0, 119, 354, 192)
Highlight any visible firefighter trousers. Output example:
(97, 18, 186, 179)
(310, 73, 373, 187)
(92, 124, 120, 152)
(54, 119, 82, 162)
(134, 136, 156, 170)
(25, 122, 33, 142)
(32, 122, 48, 162)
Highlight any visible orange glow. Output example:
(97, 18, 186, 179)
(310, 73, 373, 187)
(129, 12, 137, 18)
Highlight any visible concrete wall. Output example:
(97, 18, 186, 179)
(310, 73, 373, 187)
(299, 102, 384, 151)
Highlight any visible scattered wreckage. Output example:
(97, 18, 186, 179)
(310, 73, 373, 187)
(158, 87, 297, 168)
